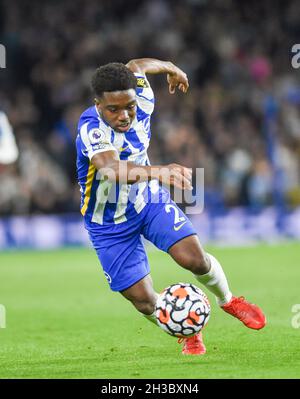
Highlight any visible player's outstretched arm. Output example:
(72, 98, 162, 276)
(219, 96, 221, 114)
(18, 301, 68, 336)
(91, 151, 192, 190)
(126, 58, 189, 94)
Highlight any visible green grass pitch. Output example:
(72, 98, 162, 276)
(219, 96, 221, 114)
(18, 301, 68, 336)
(0, 243, 300, 379)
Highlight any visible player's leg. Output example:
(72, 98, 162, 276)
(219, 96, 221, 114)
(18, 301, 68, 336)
(142, 201, 232, 306)
(168, 234, 232, 306)
(89, 227, 160, 327)
(143, 200, 266, 331)
(168, 235, 266, 330)
(120, 274, 159, 325)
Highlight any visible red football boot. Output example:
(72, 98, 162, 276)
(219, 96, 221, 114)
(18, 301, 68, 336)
(178, 332, 206, 355)
(221, 296, 266, 330)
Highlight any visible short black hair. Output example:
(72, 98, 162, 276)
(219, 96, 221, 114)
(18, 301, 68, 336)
(91, 62, 137, 98)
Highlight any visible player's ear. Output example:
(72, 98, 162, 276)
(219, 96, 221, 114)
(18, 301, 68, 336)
(94, 98, 100, 105)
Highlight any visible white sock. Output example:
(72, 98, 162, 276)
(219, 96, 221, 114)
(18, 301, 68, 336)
(194, 253, 232, 306)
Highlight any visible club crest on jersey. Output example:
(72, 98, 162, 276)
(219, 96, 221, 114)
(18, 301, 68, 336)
(89, 128, 106, 144)
(137, 77, 149, 88)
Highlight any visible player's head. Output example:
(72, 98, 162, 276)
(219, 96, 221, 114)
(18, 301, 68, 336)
(92, 63, 137, 133)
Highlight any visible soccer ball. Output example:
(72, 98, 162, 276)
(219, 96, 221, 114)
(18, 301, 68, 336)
(155, 283, 210, 338)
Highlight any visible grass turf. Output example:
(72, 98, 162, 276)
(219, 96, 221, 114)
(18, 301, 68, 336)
(0, 243, 300, 379)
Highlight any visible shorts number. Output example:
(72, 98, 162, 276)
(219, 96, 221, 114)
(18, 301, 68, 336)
(165, 204, 185, 224)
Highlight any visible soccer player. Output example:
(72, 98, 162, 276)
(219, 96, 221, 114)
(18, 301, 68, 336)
(76, 58, 266, 355)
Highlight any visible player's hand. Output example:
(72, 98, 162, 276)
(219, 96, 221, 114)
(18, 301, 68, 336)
(167, 64, 189, 94)
(157, 163, 193, 190)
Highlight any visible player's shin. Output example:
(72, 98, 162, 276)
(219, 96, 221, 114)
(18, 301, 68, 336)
(194, 253, 232, 306)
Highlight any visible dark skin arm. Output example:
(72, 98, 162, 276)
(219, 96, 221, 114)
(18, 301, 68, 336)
(91, 150, 192, 190)
(126, 58, 189, 94)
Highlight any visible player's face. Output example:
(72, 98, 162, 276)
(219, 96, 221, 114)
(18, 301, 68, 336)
(95, 89, 137, 133)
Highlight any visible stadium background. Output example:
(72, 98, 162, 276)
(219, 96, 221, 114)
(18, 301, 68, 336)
(0, 0, 300, 247)
(0, 0, 300, 380)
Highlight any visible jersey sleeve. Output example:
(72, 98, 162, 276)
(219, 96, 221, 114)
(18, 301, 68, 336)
(134, 73, 155, 116)
(79, 120, 117, 160)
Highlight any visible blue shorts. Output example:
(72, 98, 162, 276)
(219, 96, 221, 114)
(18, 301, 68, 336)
(88, 197, 196, 292)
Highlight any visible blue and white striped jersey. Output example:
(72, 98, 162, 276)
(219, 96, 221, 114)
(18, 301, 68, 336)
(76, 73, 165, 228)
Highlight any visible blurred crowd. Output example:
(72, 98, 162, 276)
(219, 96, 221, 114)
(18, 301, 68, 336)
(0, 0, 300, 215)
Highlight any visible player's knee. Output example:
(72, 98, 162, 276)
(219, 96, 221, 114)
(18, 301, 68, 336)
(134, 299, 156, 316)
(121, 277, 157, 315)
(131, 297, 156, 315)
(180, 252, 210, 275)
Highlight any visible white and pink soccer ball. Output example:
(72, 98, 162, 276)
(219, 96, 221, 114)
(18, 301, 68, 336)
(155, 283, 211, 338)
